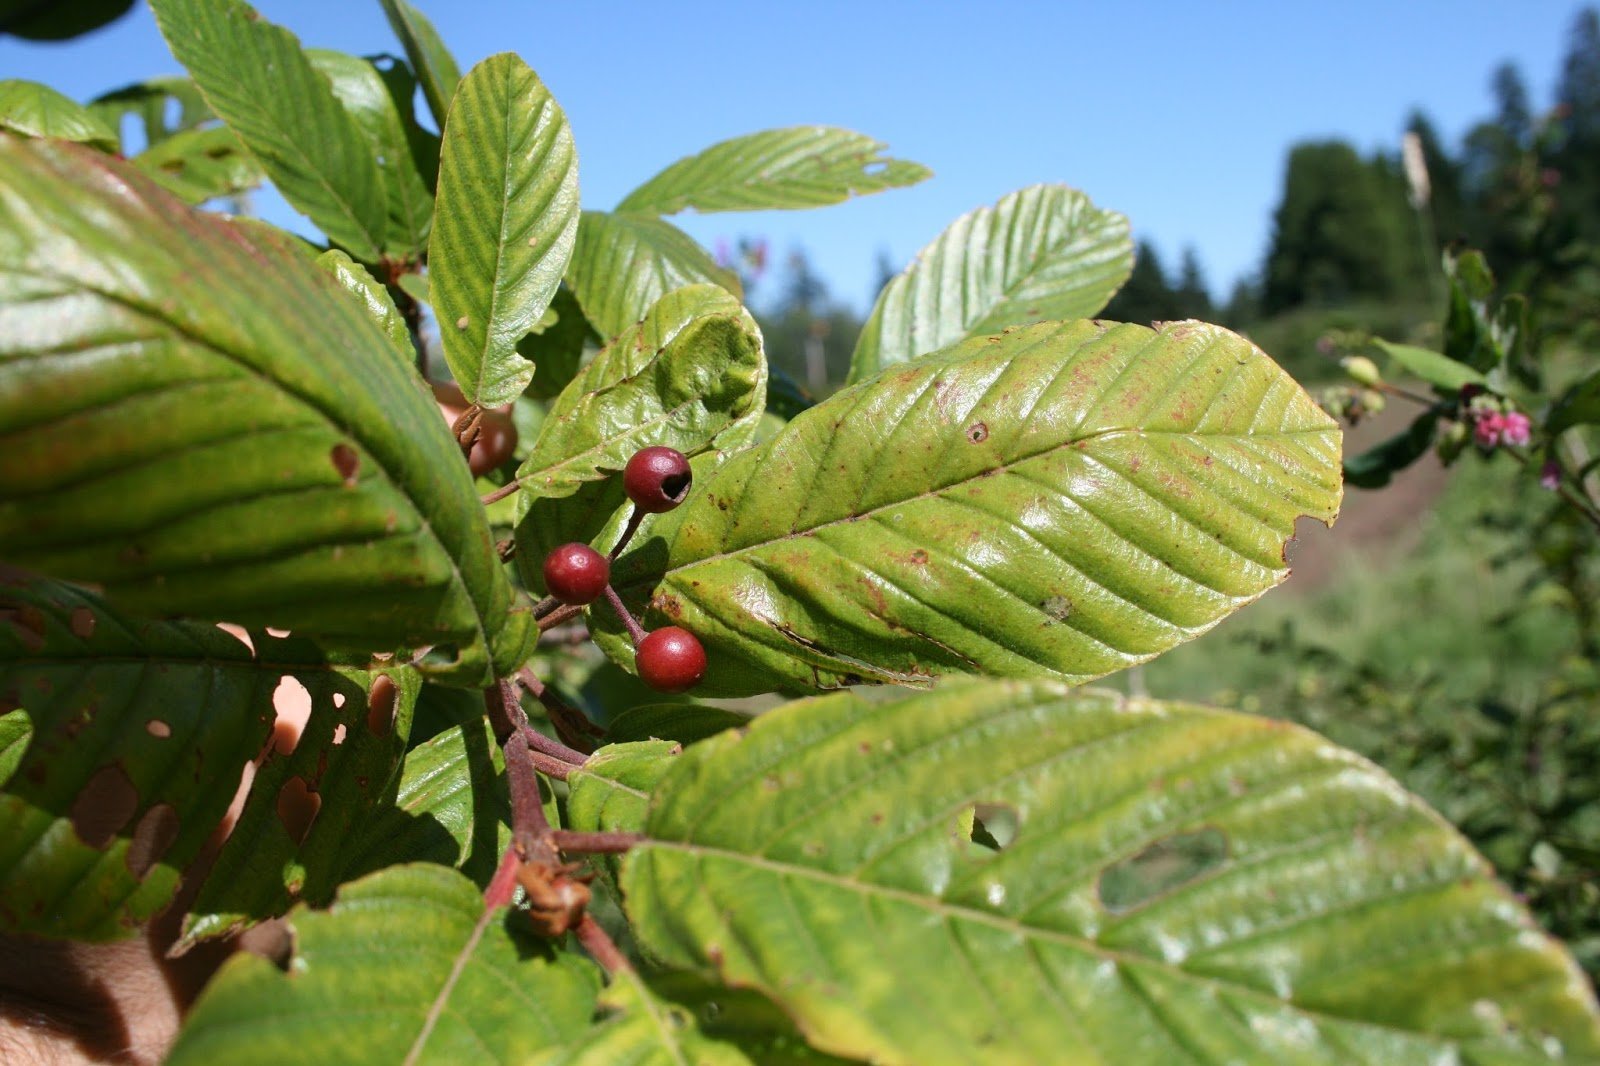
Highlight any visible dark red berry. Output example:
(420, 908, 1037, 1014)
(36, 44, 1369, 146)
(635, 626, 706, 693)
(623, 447, 692, 513)
(542, 543, 610, 605)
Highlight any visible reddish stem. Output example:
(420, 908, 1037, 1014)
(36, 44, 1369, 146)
(609, 507, 645, 561)
(552, 830, 643, 854)
(575, 913, 630, 974)
(483, 848, 521, 908)
(604, 585, 647, 645)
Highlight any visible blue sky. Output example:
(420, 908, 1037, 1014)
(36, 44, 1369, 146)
(2, 1, 1588, 313)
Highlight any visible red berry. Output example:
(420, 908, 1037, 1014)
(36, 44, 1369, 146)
(623, 447, 692, 513)
(542, 543, 610, 605)
(636, 626, 706, 693)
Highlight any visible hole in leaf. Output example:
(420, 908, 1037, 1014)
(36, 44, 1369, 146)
(966, 421, 989, 443)
(146, 719, 172, 739)
(70, 763, 139, 848)
(265, 627, 291, 639)
(270, 676, 312, 755)
(332, 723, 347, 746)
(276, 777, 321, 845)
(970, 802, 1020, 851)
(126, 803, 179, 879)
(367, 675, 397, 737)
(863, 160, 888, 175)
(215, 623, 254, 653)
(1098, 827, 1229, 914)
(332, 692, 346, 709)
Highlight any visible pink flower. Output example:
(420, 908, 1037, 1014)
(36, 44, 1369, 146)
(1473, 411, 1506, 448)
(1500, 411, 1531, 447)
(1540, 460, 1561, 491)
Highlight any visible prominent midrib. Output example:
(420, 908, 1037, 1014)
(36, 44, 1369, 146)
(624, 421, 1334, 597)
(638, 839, 1496, 1051)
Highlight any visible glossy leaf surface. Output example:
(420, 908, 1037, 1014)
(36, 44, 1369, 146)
(623, 680, 1600, 1064)
(601, 319, 1341, 696)
(430, 52, 578, 405)
(513, 286, 765, 589)
(0, 78, 118, 149)
(617, 126, 930, 215)
(150, 0, 387, 260)
(567, 211, 741, 340)
(850, 184, 1132, 382)
(0, 137, 524, 683)
(170, 864, 603, 1064)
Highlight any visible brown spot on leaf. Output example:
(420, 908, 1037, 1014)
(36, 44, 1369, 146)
(276, 777, 321, 845)
(909, 549, 929, 565)
(367, 674, 397, 737)
(70, 764, 139, 848)
(966, 422, 989, 443)
(69, 607, 96, 639)
(455, 315, 470, 330)
(330, 443, 360, 486)
(126, 804, 179, 879)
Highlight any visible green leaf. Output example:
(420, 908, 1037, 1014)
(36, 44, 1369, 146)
(536, 970, 754, 1066)
(849, 184, 1133, 383)
(150, 0, 387, 261)
(515, 285, 765, 503)
(1547, 367, 1600, 436)
(617, 126, 930, 215)
(170, 864, 603, 1064)
(0, 572, 363, 940)
(568, 740, 677, 840)
(522, 284, 597, 401)
(316, 249, 415, 365)
(623, 680, 1600, 1065)
(88, 75, 211, 150)
(0, 707, 27, 787)
(429, 52, 579, 406)
(567, 211, 742, 340)
(1343, 412, 1440, 490)
(599, 319, 1341, 697)
(335, 718, 509, 889)
(0, 137, 527, 684)
(1374, 339, 1486, 392)
(0, 79, 119, 150)
(307, 50, 436, 260)
(376, 0, 462, 132)
(605, 703, 750, 746)
(130, 124, 264, 204)
(0, 0, 133, 41)
(513, 287, 765, 590)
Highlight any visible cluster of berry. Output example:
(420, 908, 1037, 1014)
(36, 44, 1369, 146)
(541, 447, 706, 693)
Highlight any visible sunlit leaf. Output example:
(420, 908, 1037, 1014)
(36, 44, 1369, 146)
(850, 184, 1132, 382)
(307, 49, 436, 260)
(535, 970, 753, 1065)
(566, 211, 741, 340)
(0, 78, 118, 150)
(617, 126, 930, 215)
(430, 52, 578, 406)
(624, 680, 1600, 1064)
(1374, 339, 1487, 392)
(598, 319, 1341, 696)
(131, 125, 263, 204)
(150, 0, 387, 260)
(376, 0, 461, 132)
